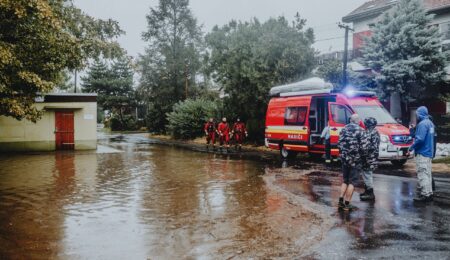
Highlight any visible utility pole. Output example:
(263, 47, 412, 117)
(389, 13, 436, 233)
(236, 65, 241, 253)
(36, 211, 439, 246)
(338, 23, 354, 87)
(74, 70, 78, 93)
(184, 60, 189, 99)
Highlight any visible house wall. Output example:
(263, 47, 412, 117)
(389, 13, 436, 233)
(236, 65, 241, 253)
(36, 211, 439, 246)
(352, 9, 450, 44)
(0, 102, 97, 152)
(432, 12, 450, 27)
(353, 16, 379, 33)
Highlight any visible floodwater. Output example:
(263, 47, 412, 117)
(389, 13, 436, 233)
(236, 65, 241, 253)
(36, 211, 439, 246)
(0, 134, 328, 259)
(2, 134, 449, 259)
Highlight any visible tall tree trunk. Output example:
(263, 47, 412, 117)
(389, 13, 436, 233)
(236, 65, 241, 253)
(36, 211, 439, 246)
(390, 92, 402, 119)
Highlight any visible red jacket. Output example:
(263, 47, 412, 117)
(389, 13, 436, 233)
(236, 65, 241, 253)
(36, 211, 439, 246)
(217, 122, 230, 135)
(232, 122, 247, 134)
(204, 122, 216, 133)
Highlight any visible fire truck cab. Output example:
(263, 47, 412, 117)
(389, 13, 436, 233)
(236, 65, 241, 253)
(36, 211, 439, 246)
(265, 78, 413, 166)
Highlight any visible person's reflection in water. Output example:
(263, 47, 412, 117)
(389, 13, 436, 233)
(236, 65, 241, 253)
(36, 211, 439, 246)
(360, 204, 375, 243)
(337, 209, 352, 224)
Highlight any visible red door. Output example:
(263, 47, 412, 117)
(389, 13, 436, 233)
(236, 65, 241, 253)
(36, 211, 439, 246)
(55, 111, 74, 150)
(328, 102, 353, 156)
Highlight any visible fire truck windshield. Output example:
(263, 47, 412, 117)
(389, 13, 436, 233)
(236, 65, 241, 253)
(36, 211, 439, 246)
(353, 105, 397, 125)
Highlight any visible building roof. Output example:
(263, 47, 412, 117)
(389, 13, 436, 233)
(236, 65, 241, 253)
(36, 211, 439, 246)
(36, 93, 97, 103)
(343, 0, 450, 23)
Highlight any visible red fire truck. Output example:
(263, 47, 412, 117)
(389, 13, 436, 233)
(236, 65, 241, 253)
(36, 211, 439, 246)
(265, 78, 413, 166)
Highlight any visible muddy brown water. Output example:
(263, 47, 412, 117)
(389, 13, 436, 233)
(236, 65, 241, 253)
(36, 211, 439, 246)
(0, 136, 329, 259)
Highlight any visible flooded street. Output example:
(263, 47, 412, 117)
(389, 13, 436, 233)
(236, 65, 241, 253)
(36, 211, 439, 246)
(0, 133, 449, 259)
(0, 134, 329, 259)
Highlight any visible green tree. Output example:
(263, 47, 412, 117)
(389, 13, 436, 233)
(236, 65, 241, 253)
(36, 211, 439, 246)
(82, 56, 136, 130)
(62, 3, 124, 66)
(53, 70, 72, 92)
(361, 0, 448, 118)
(315, 60, 377, 91)
(316, 59, 343, 88)
(205, 14, 315, 141)
(82, 60, 110, 103)
(0, 0, 123, 122)
(166, 99, 219, 139)
(138, 0, 203, 133)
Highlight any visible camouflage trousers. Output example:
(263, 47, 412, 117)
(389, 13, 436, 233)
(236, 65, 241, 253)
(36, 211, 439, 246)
(362, 169, 374, 190)
(415, 154, 433, 197)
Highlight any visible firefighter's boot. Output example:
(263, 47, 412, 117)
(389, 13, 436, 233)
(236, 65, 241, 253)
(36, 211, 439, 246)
(360, 188, 375, 201)
(359, 184, 368, 198)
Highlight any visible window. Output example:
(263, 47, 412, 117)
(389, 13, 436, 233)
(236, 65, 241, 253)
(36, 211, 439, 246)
(330, 104, 352, 125)
(440, 22, 450, 41)
(353, 105, 397, 124)
(285, 107, 308, 125)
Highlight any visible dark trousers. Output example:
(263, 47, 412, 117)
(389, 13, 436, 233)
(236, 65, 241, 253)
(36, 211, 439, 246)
(342, 163, 359, 185)
(325, 139, 331, 161)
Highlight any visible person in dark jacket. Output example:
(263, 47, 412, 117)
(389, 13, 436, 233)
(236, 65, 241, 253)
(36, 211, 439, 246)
(338, 114, 364, 211)
(409, 106, 435, 203)
(360, 117, 380, 201)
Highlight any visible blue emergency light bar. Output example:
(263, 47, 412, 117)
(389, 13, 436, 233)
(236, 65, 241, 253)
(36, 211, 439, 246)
(341, 89, 377, 98)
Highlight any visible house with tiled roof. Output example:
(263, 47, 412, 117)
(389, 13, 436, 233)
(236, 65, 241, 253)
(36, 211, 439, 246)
(342, 0, 450, 132)
(343, 0, 450, 57)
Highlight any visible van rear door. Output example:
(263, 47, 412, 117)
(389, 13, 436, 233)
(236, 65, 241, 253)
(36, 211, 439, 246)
(328, 102, 353, 156)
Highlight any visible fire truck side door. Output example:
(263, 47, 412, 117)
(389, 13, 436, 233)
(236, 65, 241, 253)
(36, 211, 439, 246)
(327, 102, 353, 149)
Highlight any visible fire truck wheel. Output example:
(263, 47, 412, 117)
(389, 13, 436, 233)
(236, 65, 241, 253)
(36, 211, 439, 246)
(280, 145, 297, 159)
(391, 159, 407, 167)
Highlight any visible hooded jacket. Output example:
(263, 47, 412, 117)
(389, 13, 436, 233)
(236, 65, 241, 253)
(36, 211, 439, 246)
(338, 122, 365, 167)
(410, 106, 435, 158)
(362, 117, 380, 170)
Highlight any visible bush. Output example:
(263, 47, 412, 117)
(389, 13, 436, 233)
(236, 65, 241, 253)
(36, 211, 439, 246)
(110, 114, 138, 131)
(145, 102, 169, 134)
(246, 118, 265, 144)
(166, 99, 220, 139)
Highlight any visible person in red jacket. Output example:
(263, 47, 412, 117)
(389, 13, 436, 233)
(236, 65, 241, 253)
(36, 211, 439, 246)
(232, 117, 248, 151)
(204, 118, 216, 150)
(217, 117, 230, 151)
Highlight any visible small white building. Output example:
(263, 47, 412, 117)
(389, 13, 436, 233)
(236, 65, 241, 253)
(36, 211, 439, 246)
(0, 93, 97, 152)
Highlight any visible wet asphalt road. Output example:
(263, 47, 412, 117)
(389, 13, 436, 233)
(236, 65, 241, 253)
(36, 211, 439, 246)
(0, 133, 449, 259)
(118, 134, 450, 259)
(140, 134, 450, 259)
(272, 162, 450, 259)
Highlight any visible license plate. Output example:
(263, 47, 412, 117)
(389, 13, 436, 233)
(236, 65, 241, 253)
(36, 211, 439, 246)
(387, 145, 398, 152)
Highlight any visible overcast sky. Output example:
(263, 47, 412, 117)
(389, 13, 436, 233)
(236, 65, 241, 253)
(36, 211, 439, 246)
(74, 0, 367, 58)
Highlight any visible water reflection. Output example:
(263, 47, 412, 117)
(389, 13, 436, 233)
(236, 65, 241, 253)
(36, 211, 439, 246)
(2, 134, 448, 258)
(0, 138, 301, 259)
(0, 154, 60, 259)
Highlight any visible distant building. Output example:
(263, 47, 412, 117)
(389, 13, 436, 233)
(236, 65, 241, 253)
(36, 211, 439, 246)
(342, 0, 450, 136)
(316, 50, 354, 65)
(0, 93, 97, 152)
(343, 0, 450, 57)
